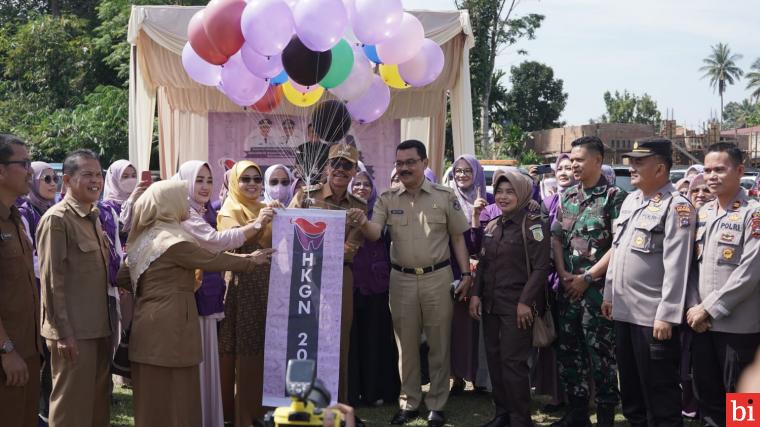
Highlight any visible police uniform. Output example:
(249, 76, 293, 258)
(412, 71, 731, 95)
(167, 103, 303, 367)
(288, 143, 367, 403)
(687, 189, 760, 427)
(551, 174, 627, 421)
(604, 143, 695, 427)
(371, 177, 469, 413)
(473, 210, 550, 427)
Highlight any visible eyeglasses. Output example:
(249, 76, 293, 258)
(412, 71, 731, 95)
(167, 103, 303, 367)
(394, 158, 422, 169)
(330, 159, 355, 171)
(0, 160, 32, 169)
(352, 182, 372, 189)
(690, 188, 710, 195)
(269, 179, 290, 186)
(42, 175, 60, 184)
(454, 168, 473, 176)
(239, 176, 263, 184)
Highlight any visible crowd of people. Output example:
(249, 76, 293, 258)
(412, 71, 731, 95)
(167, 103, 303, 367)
(1, 131, 759, 427)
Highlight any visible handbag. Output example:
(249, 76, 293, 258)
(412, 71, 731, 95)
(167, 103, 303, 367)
(520, 215, 556, 348)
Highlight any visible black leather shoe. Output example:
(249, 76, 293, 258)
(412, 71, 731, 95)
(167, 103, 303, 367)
(427, 410, 446, 427)
(390, 409, 420, 425)
(480, 413, 510, 427)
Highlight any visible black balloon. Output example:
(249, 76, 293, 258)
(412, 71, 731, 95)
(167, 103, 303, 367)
(282, 36, 332, 86)
(311, 100, 352, 142)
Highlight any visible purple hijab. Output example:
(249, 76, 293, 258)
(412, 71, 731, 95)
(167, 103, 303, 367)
(449, 154, 487, 222)
(350, 170, 377, 217)
(424, 167, 437, 183)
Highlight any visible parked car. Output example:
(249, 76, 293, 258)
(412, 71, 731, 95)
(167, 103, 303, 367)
(741, 176, 759, 200)
(610, 165, 635, 193)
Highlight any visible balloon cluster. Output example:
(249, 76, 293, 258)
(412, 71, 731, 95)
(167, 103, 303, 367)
(182, 0, 445, 124)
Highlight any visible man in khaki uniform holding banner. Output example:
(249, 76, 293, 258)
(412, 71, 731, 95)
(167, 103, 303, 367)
(353, 140, 471, 427)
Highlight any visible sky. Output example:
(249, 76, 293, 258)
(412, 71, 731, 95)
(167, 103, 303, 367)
(404, 0, 760, 130)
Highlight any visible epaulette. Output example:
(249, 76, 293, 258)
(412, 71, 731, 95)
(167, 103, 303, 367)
(302, 183, 322, 193)
(527, 213, 544, 221)
(430, 182, 455, 193)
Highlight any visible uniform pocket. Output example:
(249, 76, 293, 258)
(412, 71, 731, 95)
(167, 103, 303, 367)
(389, 213, 410, 241)
(78, 240, 99, 253)
(630, 221, 663, 254)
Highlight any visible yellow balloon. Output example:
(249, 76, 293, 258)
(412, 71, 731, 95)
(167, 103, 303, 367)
(379, 64, 409, 90)
(282, 82, 325, 107)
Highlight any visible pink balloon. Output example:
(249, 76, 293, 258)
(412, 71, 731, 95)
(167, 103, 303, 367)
(204, 0, 247, 57)
(182, 42, 222, 86)
(351, 0, 403, 45)
(188, 10, 228, 65)
(329, 45, 372, 101)
(241, 43, 283, 78)
(398, 39, 444, 87)
(220, 52, 269, 105)
(289, 79, 320, 93)
(293, 0, 348, 52)
(346, 75, 390, 124)
(376, 13, 424, 65)
(241, 0, 294, 56)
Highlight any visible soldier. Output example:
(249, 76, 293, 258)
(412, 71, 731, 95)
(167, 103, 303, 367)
(602, 138, 694, 427)
(289, 143, 367, 404)
(686, 142, 760, 427)
(352, 140, 472, 427)
(551, 136, 626, 427)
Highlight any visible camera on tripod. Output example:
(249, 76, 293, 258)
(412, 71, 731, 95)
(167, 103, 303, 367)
(263, 359, 341, 427)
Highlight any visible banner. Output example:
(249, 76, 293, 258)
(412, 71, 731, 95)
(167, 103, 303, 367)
(262, 208, 346, 407)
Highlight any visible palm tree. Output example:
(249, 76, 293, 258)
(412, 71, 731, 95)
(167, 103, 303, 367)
(746, 58, 760, 103)
(699, 43, 744, 121)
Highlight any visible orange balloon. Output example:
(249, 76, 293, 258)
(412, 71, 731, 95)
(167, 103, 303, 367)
(187, 10, 227, 65)
(203, 0, 246, 57)
(250, 85, 284, 113)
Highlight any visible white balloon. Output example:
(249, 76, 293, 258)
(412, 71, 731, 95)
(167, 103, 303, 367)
(181, 42, 222, 86)
(351, 0, 403, 45)
(376, 12, 425, 65)
(329, 45, 373, 102)
(240, 0, 295, 57)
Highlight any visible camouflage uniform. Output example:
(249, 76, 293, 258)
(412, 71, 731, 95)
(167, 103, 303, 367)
(551, 176, 627, 406)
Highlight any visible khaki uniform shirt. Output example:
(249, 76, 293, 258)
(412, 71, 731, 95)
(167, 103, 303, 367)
(689, 189, 760, 334)
(0, 201, 41, 358)
(37, 195, 111, 340)
(289, 183, 367, 262)
(604, 183, 695, 326)
(372, 179, 469, 267)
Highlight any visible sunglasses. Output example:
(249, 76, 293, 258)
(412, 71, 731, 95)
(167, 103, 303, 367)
(330, 159, 355, 171)
(239, 176, 263, 184)
(269, 179, 290, 186)
(0, 159, 32, 169)
(42, 175, 60, 184)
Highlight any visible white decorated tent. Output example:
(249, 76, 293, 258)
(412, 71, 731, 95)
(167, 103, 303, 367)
(127, 5, 475, 178)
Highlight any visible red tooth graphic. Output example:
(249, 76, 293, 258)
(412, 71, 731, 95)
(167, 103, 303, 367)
(294, 218, 327, 235)
(293, 218, 328, 250)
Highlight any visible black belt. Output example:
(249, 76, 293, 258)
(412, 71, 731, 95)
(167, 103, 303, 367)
(391, 260, 451, 276)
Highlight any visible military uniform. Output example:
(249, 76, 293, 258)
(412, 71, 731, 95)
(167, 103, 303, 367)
(371, 178, 469, 412)
(687, 189, 760, 427)
(551, 176, 626, 410)
(288, 144, 367, 403)
(473, 210, 550, 427)
(604, 183, 695, 427)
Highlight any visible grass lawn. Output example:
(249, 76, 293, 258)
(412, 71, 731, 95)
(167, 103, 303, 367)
(111, 384, 702, 426)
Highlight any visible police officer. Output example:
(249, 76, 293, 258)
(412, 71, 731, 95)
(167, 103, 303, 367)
(352, 140, 471, 427)
(551, 136, 626, 427)
(602, 138, 694, 427)
(686, 142, 760, 427)
(289, 143, 367, 404)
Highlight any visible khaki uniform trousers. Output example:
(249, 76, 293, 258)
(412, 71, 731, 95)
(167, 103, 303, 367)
(389, 266, 453, 411)
(338, 265, 354, 403)
(48, 337, 110, 427)
(0, 355, 41, 427)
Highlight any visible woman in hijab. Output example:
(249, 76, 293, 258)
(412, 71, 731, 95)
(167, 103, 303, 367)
(347, 171, 400, 405)
(172, 161, 262, 427)
(469, 169, 550, 427)
(217, 160, 282, 427)
(263, 164, 295, 206)
(117, 180, 272, 427)
(212, 169, 232, 212)
(675, 177, 691, 197)
(685, 164, 704, 178)
(389, 168, 402, 190)
(447, 154, 492, 393)
(688, 173, 713, 209)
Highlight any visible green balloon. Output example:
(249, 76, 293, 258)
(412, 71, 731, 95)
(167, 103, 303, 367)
(319, 39, 354, 89)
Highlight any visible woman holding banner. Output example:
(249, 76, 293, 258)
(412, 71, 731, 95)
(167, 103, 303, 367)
(217, 160, 282, 427)
(118, 180, 272, 427)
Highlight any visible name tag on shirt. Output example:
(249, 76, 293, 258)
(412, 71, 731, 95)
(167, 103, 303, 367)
(391, 209, 404, 215)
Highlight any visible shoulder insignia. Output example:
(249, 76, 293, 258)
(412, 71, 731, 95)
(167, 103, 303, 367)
(675, 203, 691, 228)
(752, 211, 760, 238)
(527, 213, 543, 221)
(0, 232, 12, 241)
(302, 183, 322, 193)
(453, 200, 461, 211)
(732, 200, 742, 211)
(529, 224, 544, 242)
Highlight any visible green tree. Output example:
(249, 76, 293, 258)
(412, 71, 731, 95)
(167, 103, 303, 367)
(455, 0, 543, 156)
(722, 99, 758, 130)
(699, 43, 743, 121)
(746, 58, 760, 103)
(502, 61, 567, 132)
(601, 90, 661, 127)
(634, 94, 662, 125)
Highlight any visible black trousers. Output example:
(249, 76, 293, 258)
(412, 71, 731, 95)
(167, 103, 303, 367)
(614, 321, 682, 427)
(691, 330, 760, 427)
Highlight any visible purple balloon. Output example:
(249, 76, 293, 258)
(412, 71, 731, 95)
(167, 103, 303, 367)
(220, 52, 269, 105)
(329, 45, 372, 101)
(398, 38, 444, 87)
(241, 43, 283, 78)
(241, 0, 294, 56)
(346, 75, 390, 124)
(293, 0, 348, 52)
(351, 0, 403, 45)
(182, 42, 222, 86)
(376, 12, 424, 65)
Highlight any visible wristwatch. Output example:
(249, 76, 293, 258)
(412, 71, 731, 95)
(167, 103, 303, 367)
(583, 273, 594, 285)
(252, 221, 263, 230)
(0, 339, 14, 355)
(461, 272, 472, 277)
